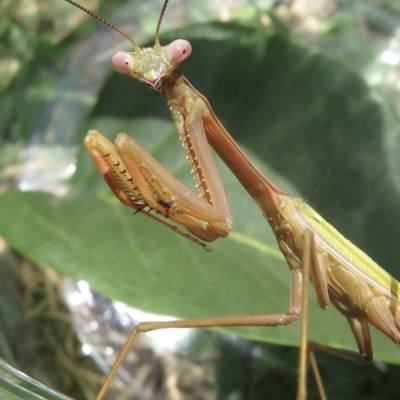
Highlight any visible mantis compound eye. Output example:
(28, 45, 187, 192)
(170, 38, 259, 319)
(112, 52, 134, 74)
(166, 39, 192, 66)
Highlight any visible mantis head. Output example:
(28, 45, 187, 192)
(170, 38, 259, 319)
(112, 39, 192, 90)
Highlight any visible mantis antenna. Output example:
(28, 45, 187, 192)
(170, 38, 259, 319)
(63, 0, 140, 51)
(154, 0, 169, 47)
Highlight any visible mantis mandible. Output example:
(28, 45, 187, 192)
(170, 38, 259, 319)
(65, 0, 400, 399)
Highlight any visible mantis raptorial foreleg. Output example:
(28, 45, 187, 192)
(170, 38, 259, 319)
(64, 1, 400, 400)
(85, 130, 231, 245)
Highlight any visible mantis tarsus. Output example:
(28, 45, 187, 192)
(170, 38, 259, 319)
(65, 0, 400, 399)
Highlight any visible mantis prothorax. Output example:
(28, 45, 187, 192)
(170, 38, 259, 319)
(65, 1, 400, 399)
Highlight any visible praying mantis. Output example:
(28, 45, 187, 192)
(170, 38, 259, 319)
(64, 0, 400, 399)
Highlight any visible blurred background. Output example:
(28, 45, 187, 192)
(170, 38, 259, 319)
(1, 0, 400, 399)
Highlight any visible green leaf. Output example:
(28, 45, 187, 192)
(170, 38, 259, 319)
(0, 117, 397, 367)
(0, 358, 70, 400)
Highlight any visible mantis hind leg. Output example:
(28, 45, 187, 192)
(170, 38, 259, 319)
(298, 230, 379, 399)
(297, 230, 329, 400)
(306, 266, 400, 399)
(305, 295, 374, 399)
